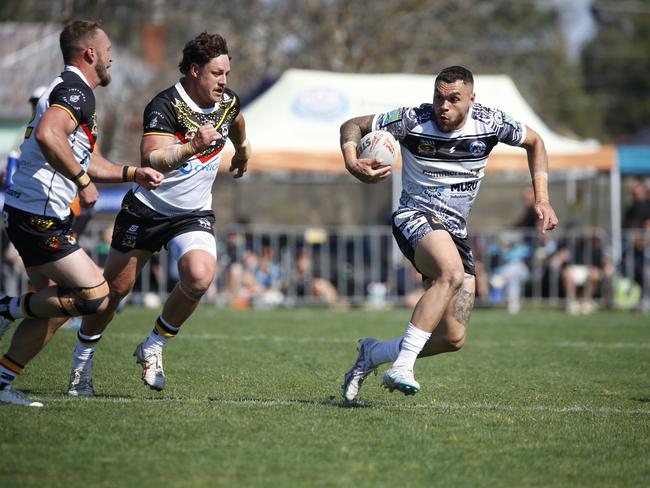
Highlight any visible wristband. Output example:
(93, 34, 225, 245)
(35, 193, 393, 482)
(72, 169, 91, 189)
(234, 138, 252, 159)
(122, 166, 137, 182)
(341, 141, 358, 149)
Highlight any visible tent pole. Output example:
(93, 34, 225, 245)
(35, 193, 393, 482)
(610, 152, 622, 266)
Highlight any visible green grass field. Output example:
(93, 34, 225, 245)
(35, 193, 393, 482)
(0, 307, 648, 487)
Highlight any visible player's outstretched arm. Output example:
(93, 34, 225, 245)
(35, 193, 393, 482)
(339, 115, 391, 184)
(521, 126, 559, 233)
(88, 148, 163, 190)
(228, 113, 250, 179)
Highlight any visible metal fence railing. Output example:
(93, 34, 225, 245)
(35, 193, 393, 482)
(1, 223, 649, 313)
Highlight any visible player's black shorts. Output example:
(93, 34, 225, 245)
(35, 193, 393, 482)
(111, 190, 216, 253)
(392, 207, 475, 277)
(2, 205, 80, 267)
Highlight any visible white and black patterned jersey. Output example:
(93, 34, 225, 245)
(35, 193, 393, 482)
(373, 102, 526, 238)
(133, 81, 241, 216)
(4, 66, 97, 218)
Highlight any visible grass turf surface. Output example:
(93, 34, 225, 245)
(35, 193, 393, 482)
(1, 307, 648, 487)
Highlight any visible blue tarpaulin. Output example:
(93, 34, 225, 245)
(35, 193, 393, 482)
(617, 146, 650, 175)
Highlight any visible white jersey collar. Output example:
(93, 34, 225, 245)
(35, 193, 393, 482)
(64, 64, 91, 88)
(175, 79, 218, 114)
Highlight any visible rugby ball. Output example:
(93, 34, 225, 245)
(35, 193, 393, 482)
(357, 130, 400, 166)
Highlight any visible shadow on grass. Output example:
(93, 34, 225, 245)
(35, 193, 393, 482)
(206, 395, 377, 409)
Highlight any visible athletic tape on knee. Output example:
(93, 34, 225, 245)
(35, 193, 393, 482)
(56, 280, 110, 316)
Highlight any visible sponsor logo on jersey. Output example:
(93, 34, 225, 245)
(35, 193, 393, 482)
(451, 181, 478, 192)
(128, 225, 139, 233)
(222, 92, 231, 103)
(383, 109, 402, 125)
(146, 111, 167, 129)
(469, 140, 487, 156)
(121, 235, 136, 249)
(418, 138, 437, 156)
(197, 218, 212, 229)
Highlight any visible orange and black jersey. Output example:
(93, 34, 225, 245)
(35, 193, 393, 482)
(5, 66, 98, 218)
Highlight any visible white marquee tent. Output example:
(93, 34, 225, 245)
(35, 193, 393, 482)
(238, 69, 614, 174)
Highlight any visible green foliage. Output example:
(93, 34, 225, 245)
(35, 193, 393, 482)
(582, 1, 650, 141)
(1, 307, 648, 487)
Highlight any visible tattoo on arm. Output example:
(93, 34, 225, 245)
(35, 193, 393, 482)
(340, 115, 374, 146)
(453, 286, 475, 326)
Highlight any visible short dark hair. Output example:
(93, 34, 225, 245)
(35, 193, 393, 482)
(178, 33, 230, 74)
(435, 66, 474, 86)
(60, 20, 103, 64)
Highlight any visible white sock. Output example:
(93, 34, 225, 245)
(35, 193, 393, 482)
(391, 322, 431, 371)
(72, 331, 102, 371)
(369, 337, 403, 367)
(143, 316, 179, 351)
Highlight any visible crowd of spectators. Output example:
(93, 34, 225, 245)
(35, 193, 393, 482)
(1, 180, 649, 314)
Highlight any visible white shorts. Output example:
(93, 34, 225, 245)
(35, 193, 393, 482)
(168, 231, 217, 262)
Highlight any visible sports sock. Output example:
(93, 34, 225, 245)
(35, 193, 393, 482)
(0, 355, 24, 390)
(143, 315, 179, 350)
(369, 337, 403, 367)
(391, 322, 431, 371)
(71, 330, 103, 371)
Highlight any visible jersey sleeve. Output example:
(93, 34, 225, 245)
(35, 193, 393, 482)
(49, 81, 95, 127)
(372, 105, 425, 141)
(223, 88, 241, 119)
(143, 96, 177, 136)
(472, 104, 526, 146)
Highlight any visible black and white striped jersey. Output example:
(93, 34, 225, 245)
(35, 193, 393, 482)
(373, 103, 526, 238)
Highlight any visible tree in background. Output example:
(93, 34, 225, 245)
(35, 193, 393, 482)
(582, 0, 650, 142)
(2, 0, 648, 151)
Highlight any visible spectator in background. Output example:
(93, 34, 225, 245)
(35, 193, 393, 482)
(514, 187, 540, 229)
(560, 228, 611, 315)
(290, 248, 338, 305)
(623, 178, 650, 229)
(251, 245, 284, 308)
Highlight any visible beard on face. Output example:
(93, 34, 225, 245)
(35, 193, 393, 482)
(95, 54, 111, 87)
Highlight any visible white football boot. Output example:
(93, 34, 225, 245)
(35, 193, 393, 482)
(0, 386, 44, 407)
(381, 368, 420, 396)
(341, 338, 378, 401)
(133, 342, 165, 391)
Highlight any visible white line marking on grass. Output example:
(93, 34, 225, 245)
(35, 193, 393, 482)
(554, 341, 650, 349)
(108, 333, 650, 349)
(44, 396, 650, 416)
(109, 332, 351, 344)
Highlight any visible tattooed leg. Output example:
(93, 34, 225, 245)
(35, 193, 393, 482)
(419, 274, 476, 358)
